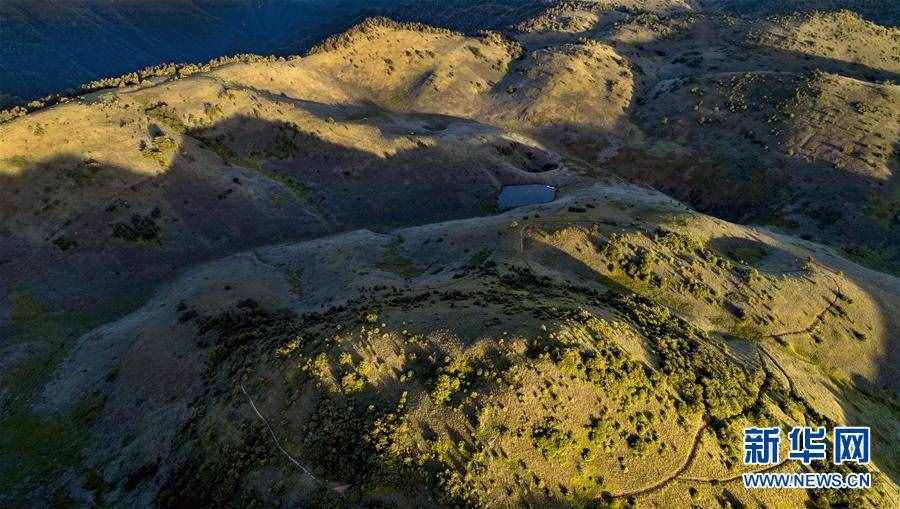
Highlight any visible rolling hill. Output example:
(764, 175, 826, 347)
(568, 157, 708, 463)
(1, 2, 898, 507)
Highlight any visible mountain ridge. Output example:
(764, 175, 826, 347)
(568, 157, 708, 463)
(1, 3, 898, 507)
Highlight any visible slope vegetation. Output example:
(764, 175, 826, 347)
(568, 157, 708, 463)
(29, 185, 900, 507)
(1, 5, 899, 507)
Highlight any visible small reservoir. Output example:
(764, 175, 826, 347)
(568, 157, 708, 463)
(498, 185, 557, 211)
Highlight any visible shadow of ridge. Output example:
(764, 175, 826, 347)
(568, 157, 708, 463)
(471, 11, 899, 235)
(714, 0, 900, 28)
(185, 112, 550, 228)
(286, 97, 493, 134)
(657, 10, 900, 83)
(841, 373, 900, 484)
(504, 9, 899, 89)
(0, 107, 559, 334)
(529, 228, 900, 497)
(587, 57, 900, 276)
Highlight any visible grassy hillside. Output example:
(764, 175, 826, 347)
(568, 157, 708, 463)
(1, 3, 898, 507)
(20, 185, 900, 507)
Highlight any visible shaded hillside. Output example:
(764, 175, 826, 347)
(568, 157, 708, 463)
(706, 0, 900, 26)
(0, 0, 542, 102)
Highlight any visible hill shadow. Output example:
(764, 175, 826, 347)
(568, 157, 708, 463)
(509, 9, 899, 84)
(0, 108, 558, 338)
(527, 226, 900, 489)
(506, 10, 900, 274)
(712, 0, 900, 27)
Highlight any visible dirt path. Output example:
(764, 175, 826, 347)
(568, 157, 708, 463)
(680, 458, 792, 484)
(241, 382, 355, 494)
(759, 344, 797, 394)
(610, 421, 710, 498)
(610, 347, 782, 499)
(240, 383, 320, 482)
(767, 261, 844, 339)
(768, 293, 838, 339)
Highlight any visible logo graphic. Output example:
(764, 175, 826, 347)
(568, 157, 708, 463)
(787, 426, 827, 465)
(741, 425, 873, 490)
(743, 426, 781, 465)
(834, 427, 871, 465)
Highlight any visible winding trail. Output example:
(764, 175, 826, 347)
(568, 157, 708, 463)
(680, 458, 792, 484)
(609, 349, 779, 499)
(768, 293, 839, 339)
(241, 382, 356, 494)
(240, 383, 320, 482)
(766, 260, 846, 339)
(759, 345, 796, 394)
(610, 421, 710, 498)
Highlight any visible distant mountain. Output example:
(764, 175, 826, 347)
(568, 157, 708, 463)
(0, 0, 543, 102)
(0, 0, 355, 101)
(706, 0, 900, 26)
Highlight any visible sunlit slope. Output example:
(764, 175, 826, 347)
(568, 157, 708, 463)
(751, 10, 899, 77)
(0, 0, 550, 103)
(35, 184, 900, 507)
